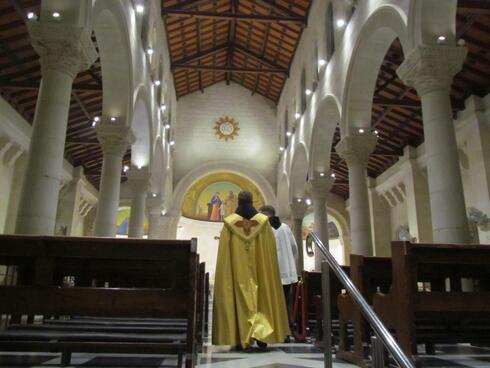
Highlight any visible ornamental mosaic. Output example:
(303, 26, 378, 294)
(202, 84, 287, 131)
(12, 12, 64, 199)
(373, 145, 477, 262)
(214, 116, 240, 141)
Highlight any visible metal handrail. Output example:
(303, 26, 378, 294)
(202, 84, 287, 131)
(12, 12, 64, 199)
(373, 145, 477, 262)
(306, 231, 414, 368)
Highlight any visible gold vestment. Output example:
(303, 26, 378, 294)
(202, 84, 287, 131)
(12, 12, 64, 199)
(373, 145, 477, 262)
(212, 213, 290, 348)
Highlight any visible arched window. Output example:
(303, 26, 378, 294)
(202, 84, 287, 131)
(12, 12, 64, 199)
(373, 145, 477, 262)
(326, 2, 335, 62)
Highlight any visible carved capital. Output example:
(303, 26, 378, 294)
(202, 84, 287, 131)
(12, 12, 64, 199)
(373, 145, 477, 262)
(96, 123, 134, 157)
(307, 177, 333, 201)
(290, 200, 309, 220)
(28, 21, 98, 79)
(126, 167, 151, 194)
(335, 135, 377, 168)
(397, 45, 467, 96)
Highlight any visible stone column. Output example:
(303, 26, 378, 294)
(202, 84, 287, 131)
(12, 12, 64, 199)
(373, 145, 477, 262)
(290, 200, 308, 273)
(127, 168, 150, 238)
(307, 176, 334, 270)
(147, 195, 164, 239)
(15, 22, 97, 235)
(398, 45, 470, 243)
(93, 123, 133, 237)
(336, 135, 377, 256)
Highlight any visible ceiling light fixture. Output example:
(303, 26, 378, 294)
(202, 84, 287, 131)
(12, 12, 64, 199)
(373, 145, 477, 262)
(296, 198, 302, 203)
(318, 59, 326, 67)
(295, 112, 301, 119)
(27, 12, 37, 20)
(170, 140, 175, 146)
(110, 117, 116, 122)
(152, 193, 157, 198)
(123, 165, 129, 173)
(286, 131, 292, 137)
(146, 48, 154, 55)
(336, 19, 346, 27)
(358, 128, 365, 134)
(279, 146, 285, 151)
(165, 124, 171, 129)
(437, 35, 446, 42)
(305, 89, 312, 96)
(160, 104, 166, 111)
(319, 172, 325, 177)
(136, 4, 145, 13)
(93, 116, 100, 122)
(52, 12, 61, 18)
(305, 198, 312, 206)
(330, 172, 336, 178)
(154, 80, 161, 86)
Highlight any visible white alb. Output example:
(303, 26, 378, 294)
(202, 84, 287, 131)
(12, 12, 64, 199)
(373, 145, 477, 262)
(272, 223, 298, 285)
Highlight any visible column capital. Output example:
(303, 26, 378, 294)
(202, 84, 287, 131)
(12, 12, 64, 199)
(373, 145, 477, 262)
(290, 200, 309, 220)
(96, 123, 134, 156)
(397, 45, 467, 96)
(126, 167, 151, 193)
(335, 134, 377, 167)
(28, 21, 98, 79)
(307, 177, 334, 200)
(147, 196, 165, 216)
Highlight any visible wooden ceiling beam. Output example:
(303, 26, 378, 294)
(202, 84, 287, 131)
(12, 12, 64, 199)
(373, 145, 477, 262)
(163, 9, 307, 24)
(458, 0, 490, 15)
(173, 43, 229, 64)
(172, 64, 287, 74)
(253, 0, 305, 18)
(0, 79, 102, 92)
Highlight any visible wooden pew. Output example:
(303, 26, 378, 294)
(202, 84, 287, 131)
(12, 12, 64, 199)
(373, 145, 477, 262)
(373, 241, 490, 358)
(0, 235, 199, 367)
(336, 255, 391, 366)
(301, 267, 350, 343)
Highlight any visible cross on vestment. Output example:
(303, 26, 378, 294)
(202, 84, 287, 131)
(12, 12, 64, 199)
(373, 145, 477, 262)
(235, 219, 259, 236)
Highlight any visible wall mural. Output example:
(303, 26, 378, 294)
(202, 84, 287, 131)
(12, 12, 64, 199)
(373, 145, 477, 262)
(302, 211, 340, 240)
(181, 172, 265, 222)
(116, 206, 149, 236)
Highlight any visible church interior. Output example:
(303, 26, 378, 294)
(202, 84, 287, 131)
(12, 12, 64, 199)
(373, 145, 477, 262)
(0, 0, 490, 367)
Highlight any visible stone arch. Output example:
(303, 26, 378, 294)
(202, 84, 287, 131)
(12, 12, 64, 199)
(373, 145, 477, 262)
(130, 86, 152, 168)
(341, 5, 409, 136)
(308, 95, 341, 178)
(92, 1, 133, 121)
(276, 173, 290, 218)
(289, 142, 309, 200)
(408, 0, 458, 48)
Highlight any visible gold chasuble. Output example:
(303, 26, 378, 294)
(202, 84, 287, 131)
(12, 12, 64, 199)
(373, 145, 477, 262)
(212, 213, 290, 348)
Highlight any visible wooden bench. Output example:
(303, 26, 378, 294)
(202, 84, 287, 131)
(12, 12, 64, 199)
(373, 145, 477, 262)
(301, 267, 350, 343)
(336, 255, 391, 366)
(0, 235, 199, 367)
(373, 241, 490, 358)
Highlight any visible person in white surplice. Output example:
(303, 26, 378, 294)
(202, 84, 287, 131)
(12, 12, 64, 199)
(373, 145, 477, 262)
(259, 205, 298, 316)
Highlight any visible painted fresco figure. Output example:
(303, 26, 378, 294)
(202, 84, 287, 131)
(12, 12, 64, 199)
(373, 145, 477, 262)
(213, 191, 289, 349)
(209, 192, 222, 221)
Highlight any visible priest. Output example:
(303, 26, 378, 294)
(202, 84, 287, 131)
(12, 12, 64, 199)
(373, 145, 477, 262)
(212, 191, 289, 349)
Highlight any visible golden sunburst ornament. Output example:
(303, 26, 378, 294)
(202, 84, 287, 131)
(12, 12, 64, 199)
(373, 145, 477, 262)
(214, 116, 240, 141)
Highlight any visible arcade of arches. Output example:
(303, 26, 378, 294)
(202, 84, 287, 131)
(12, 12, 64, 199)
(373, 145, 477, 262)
(0, 0, 489, 367)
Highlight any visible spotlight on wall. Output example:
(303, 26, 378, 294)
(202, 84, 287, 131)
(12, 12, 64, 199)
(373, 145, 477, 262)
(27, 12, 37, 20)
(437, 35, 446, 43)
(146, 48, 154, 55)
(110, 117, 116, 122)
(318, 59, 327, 67)
(165, 123, 171, 129)
(305, 198, 312, 206)
(93, 116, 100, 122)
(319, 172, 325, 177)
(123, 165, 129, 173)
(154, 80, 161, 86)
(170, 140, 175, 146)
(330, 172, 336, 178)
(295, 112, 301, 119)
(279, 146, 285, 152)
(305, 89, 312, 96)
(152, 193, 157, 198)
(358, 128, 365, 134)
(160, 104, 167, 111)
(52, 12, 61, 19)
(161, 210, 167, 216)
(286, 131, 292, 137)
(136, 4, 145, 13)
(336, 19, 346, 28)
(296, 198, 303, 203)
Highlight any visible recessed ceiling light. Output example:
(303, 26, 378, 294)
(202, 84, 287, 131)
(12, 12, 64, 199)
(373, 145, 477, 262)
(52, 12, 61, 18)
(136, 4, 144, 13)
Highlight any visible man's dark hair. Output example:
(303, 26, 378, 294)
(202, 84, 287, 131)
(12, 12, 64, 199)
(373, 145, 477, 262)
(259, 205, 276, 216)
(238, 190, 253, 205)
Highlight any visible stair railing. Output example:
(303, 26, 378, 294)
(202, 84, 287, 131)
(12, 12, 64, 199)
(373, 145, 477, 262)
(306, 231, 414, 368)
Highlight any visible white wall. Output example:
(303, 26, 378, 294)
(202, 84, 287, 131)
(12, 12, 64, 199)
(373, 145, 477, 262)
(173, 82, 279, 187)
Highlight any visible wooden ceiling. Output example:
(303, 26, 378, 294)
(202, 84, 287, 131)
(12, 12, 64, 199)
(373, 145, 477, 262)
(162, 0, 312, 102)
(329, 1, 490, 198)
(0, 1, 488, 200)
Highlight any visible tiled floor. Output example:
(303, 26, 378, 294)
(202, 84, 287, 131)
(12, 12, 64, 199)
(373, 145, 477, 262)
(1, 343, 490, 367)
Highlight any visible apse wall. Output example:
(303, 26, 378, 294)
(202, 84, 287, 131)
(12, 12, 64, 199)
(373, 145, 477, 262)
(173, 82, 279, 187)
